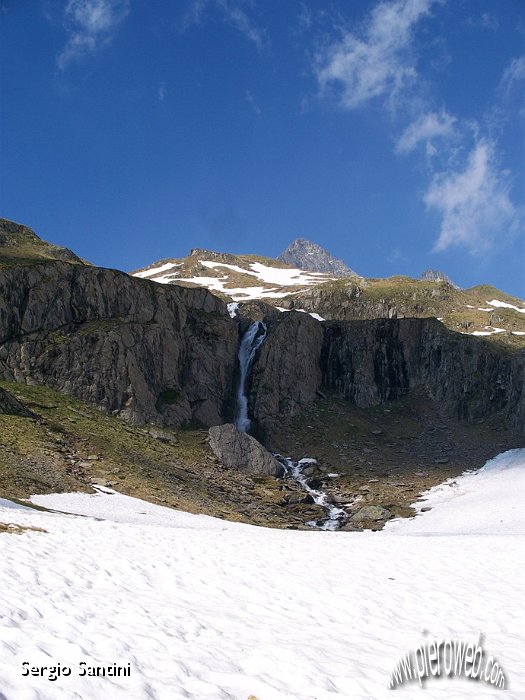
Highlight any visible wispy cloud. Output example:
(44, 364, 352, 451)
(245, 90, 261, 115)
(499, 55, 525, 97)
(184, 0, 265, 50)
(395, 110, 456, 154)
(57, 0, 129, 70)
(157, 82, 166, 102)
(425, 140, 520, 254)
(315, 0, 439, 110)
(466, 12, 499, 32)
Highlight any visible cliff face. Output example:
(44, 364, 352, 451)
(250, 312, 323, 429)
(0, 262, 238, 426)
(321, 319, 524, 428)
(248, 314, 524, 434)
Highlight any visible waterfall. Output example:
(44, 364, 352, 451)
(234, 321, 267, 433)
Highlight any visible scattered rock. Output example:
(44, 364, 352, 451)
(435, 458, 450, 464)
(148, 429, 178, 444)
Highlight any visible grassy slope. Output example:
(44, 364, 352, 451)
(0, 382, 327, 528)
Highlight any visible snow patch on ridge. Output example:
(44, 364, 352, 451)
(487, 299, 525, 313)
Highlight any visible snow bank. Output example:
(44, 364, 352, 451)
(386, 448, 525, 535)
(0, 449, 524, 699)
(487, 299, 525, 313)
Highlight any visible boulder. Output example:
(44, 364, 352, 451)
(208, 423, 283, 476)
(350, 505, 392, 525)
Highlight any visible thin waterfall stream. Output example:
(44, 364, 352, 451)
(234, 321, 267, 433)
(234, 319, 347, 530)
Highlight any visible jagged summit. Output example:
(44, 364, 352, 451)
(278, 238, 357, 278)
(420, 268, 459, 289)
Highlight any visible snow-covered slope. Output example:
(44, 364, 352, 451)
(131, 250, 334, 302)
(0, 450, 524, 699)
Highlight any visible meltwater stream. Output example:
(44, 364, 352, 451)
(234, 320, 347, 530)
(275, 456, 347, 531)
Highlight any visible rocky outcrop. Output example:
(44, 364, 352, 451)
(321, 318, 525, 429)
(278, 238, 357, 277)
(420, 269, 459, 289)
(249, 311, 324, 432)
(208, 423, 283, 476)
(0, 261, 238, 427)
(0, 387, 36, 417)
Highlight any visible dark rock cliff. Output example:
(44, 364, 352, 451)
(321, 319, 524, 428)
(0, 262, 238, 426)
(248, 314, 524, 434)
(249, 312, 324, 432)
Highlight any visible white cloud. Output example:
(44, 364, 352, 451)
(157, 82, 166, 102)
(425, 140, 520, 254)
(184, 0, 264, 50)
(396, 110, 456, 154)
(58, 0, 129, 70)
(315, 0, 439, 110)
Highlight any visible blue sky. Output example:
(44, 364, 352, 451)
(1, 0, 524, 296)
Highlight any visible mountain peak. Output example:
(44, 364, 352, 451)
(278, 238, 357, 278)
(420, 268, 459, 289)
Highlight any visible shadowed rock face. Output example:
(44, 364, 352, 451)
(249, 312, 324, 431)
(320, 318, 524, 429)
(0, 262, 238, 427)
(247, 315, 524, 434)
(0, 387, 36, 417)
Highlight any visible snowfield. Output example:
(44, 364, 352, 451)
(0, 450, 524, 699)
(132, 260, 334, 302)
